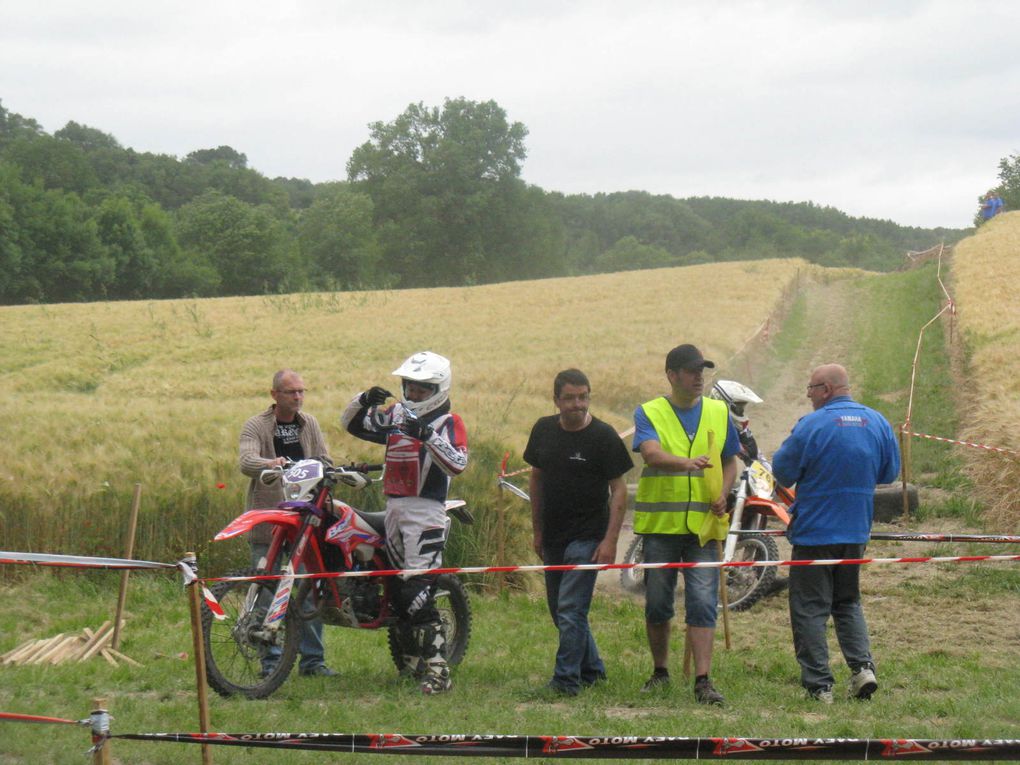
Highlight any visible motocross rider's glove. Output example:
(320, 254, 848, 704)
(399, 418, 434, 442)
(359, 386, 392, 408)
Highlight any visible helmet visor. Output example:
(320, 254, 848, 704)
(403, 380, 438, 400)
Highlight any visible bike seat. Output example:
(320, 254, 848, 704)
(354, 509, 388, 535)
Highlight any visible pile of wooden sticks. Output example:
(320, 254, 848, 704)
(1, 621, 141, 667)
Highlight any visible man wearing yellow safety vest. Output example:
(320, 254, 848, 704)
(632, 344, 741, 705)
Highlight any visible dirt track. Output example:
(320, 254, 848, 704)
(597, 276, 853, 595)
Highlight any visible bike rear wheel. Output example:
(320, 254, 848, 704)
(387, 574, 472, 672)
(724, 534, 780, 611)
(201, 567, 300, 699)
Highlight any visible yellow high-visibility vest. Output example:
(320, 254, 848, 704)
(634, 396, 729, 535)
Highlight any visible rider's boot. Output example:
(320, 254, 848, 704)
(400, 652, 424, 679)
(415, 621, 452, 695)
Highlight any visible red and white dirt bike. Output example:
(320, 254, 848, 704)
(201, 459, 472, 699)
(619, 455, 793, 611)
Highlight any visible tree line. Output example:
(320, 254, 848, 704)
(0, 97, 967, 305)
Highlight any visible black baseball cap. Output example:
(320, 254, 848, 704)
(665, 344, 715, 372)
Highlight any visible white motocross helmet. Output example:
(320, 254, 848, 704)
(710, 379, 763, 429)
(392, 351, 452, 417)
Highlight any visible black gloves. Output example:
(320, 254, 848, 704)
(399, 418, 434, 442)
(358, 386, 392, 408)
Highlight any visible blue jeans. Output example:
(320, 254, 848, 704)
(543, 539, 606, 694)
(789, 543, 874, 693)
(251, 542, 326, 672)
(643, 533, 719, 627)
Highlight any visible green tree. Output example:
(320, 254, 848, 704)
(0, 165, 26, 302)
(54, 121, 121, 152)
(93, 195, 159, 299)
(2, 175, 113, 301)
(297, 184, 381, 288)
(348, 97, 531, 286)
(0, 100, 44, 150)
(594, 235, 676, 273)
(186, 146, 248, 169)
(174, 191, 298, 295)
(139, 202, 219, 298)
(4, 135, 97, 195)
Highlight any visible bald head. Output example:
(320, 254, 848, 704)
(807, 364, 851, 410)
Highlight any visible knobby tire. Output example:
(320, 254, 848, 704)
(201, 567, 300, 699)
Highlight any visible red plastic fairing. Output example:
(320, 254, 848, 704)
(213, 509, 302, 541)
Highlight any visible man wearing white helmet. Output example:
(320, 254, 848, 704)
(342, 351, 468, 695)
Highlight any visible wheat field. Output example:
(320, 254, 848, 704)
(951, 212, 1020, 529)
(0, 259, 812, 565)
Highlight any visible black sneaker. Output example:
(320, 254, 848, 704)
(694, 676, 725, 706)
(641, 671, 670, 693)
(581, 672, 608, 688)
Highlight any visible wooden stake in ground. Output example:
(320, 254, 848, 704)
(717, 539, 732, 650)
(112, 483, 142, 650)
(705, 430, 732, 649)
(90, 697, 111, 765)
(496, 488, 507, 594)
(184, 552, 213, 765)
(900, 426, 913, 523)
(682, 628, 692, 679)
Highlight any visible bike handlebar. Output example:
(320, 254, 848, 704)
(338, 463, 384, 473)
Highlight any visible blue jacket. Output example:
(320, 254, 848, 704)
(773, 396, 900, 546)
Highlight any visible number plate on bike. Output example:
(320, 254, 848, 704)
(284, 460, 323, 483)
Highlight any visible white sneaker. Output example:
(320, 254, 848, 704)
(849, 667, 878, 700)
(810, 686, 834, 704)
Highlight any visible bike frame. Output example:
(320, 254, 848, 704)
(722, 464, 791, 562)
(216, 473, 396, 633)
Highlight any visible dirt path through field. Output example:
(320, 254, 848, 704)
(598, 275, 854, 595)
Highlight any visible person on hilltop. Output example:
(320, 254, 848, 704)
(632, 344, 741, 705)
(342, 351, 468, 695)
(523, 368, 633, 697)
(238, 368, 337, 678)
(772, 363, 900, 704)
(980, 191, 1005, 221)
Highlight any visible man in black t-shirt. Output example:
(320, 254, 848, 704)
(523, 368, 633, 696)
(238, 369, 335, 677)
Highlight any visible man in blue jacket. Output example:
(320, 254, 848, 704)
(772, 364, 900, 704)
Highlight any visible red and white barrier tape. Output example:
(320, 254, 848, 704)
(904, 430, 1020, 458)
(0, 550, 178, 571)
(203, 554, 1020, 584)
(0, 711, 89, 726)
(112, 731, 1020, 760)
(741, 530, 1020, 543)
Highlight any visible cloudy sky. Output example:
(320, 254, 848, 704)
(2, 1, 1017, 229)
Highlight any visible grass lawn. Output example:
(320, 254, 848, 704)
(2, 535, 1019, 764)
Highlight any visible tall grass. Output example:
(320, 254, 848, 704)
(952, 213, 1020, 530)
(843, 265, 963, 486)
(0, 260, 810, 571)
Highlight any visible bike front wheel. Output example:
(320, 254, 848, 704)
(724, 534, 780, 612)
(201, 567, 300, 699)
(619, 536, 646, 594)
